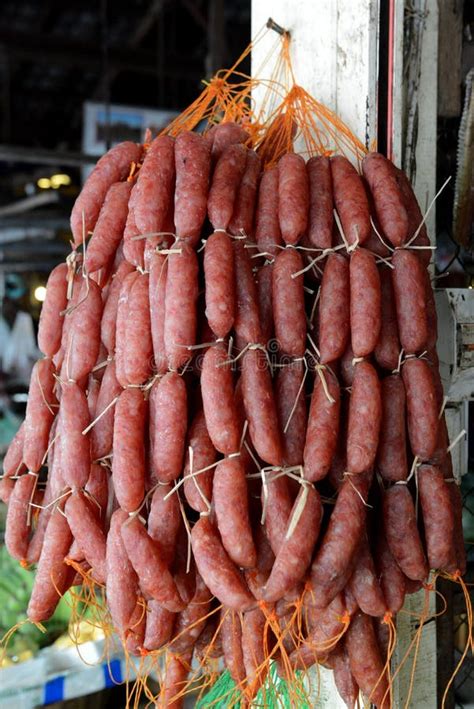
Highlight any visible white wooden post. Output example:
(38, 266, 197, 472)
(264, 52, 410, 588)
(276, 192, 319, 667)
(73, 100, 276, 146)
(250, 1, 440, 706)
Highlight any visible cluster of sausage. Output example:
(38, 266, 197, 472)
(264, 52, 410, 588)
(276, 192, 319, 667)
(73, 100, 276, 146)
(1, 121, 466, 708)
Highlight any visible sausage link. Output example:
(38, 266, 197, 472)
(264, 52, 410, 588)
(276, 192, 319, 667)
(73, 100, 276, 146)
(257, 262, 274, 344)
(27, 508, 74, 622)
(319, 253, 350, 364)
(331, 156, 370, 246)
(164, 243, 199, 370)
(123, 195, 144, 269)
(121, 517, 185, 612)
(272, 249, 306, 357)
(392, 249, 428, 353)
(106, 509, 140, 634)
(169, 573, 212, 653)
(149, 372, 187, 483)
(90, 360, 121, 460)
(209, 122, 249, 161)
(261, 486, 322, 602)
(395, 167, 432, 266)
(383, 485, 428, 581)
(65, 491, 107, 583)
(148, 484, 181, 567)
(70, 141, 141, 244)
(275, 360, 307, 467)
(68, 279, 103, 382)
(183, 409, 216, 513)
(213, 457, 257, 569)
(23, 358, 57, 473)
(374, 269, 400, 371)
(346, 611, 389, 708)
(157, 651, 193, 709)
(307, 156, 333, 249)
(5, 473, 37, 560)
(191, 516, 255, 612)
(60, 381, 91, 489)
(241, 348, 283, 466)
(220, 609, 246, 685)
(229, 149, 261, 237)
(332, 645, 359, 709)
(123, 272, 153, 384)
(241, 607, 268, 696)
(38, 263, 68, 356)
(208, 143, 247, 231)
(101, 260, 135, 355)
(347, 361, 381, 474)
(278, 153, 309, 245)
(201, 343, 241, 455)
(262, 474, 294, 557)
(304, 367, 340, 481)
(174, 131, 211, 244)
(350, 248, 381, 357)
(144, 601, 175, 651)
(376, 374, 407, 481)
(362, 152, 409, 247)
(418, 464, 456, 571)
(204, 231, 235, 338)
(348, 536, 387, 617)
(149, 252, 168, 375)
(255, 167, 283, 257)
(402, 358, 438, 460)
(85, 181, 132, 273)
(112, 388, 146, 512)
(233, 241, 263, 350)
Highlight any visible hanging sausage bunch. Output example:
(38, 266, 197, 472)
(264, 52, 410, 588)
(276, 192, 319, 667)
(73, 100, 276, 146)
(1, 118, 467, 708)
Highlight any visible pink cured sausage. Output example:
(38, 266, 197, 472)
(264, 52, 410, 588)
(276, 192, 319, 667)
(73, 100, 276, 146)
(27, 508, 74, 622)
(423, 268, 438, 351)
(376, 375, 407, 481)
(375, 533, 406, 613)
(164, 243, 199, 370)
(241, 608, 268, 695)
(332, 646, 359, 709)
(307, 156, 334, 249)
(106, 509, 139, 634)
(346, 612, 389, 708)
(26, 471, 56, 564)
(402, 357, 438, 460)
(5, 473, 37, 560)
(123, 273, 153, 385)
(304, 367, 340, 481)
(395, 168, 431, 266)
(112, 388, 146, 512)
(149, 373, 187, 482)
(100, 260, 134, 354)
(191, 516, 255, 612)
(174, 131, 211, 243)
(157, 652, 192, 709)
(122, 195, 144, 269)
(208, 143, 247, 231)
(125, 602, 146, 656)
(201, 343, 241, 456)
(241, 348, 283, 467)
(183, 409, 216, 513)
(348, 537, 387, 617)
(85, 181, 132, 273)
(87, 376, 100, 420)
(319, 253, 350, 364)
(169, 573, 212, 653)
(418, 464, 455, 570)
(60, 382, 91, 489)
(257, 262, 274, 344)
(171, 529, 196, 606)
(148, 484, 181, 567)
(23, 358, 57, 472)
(68, 279, 103, 382)
(220, 608, 246, 686)
(70, 141, 141, 245)
(291, 594, 348, 669)
(204, 231, 235, 338)
(90, 360, 121, 460)
(275, 360, 307, 466)
(392, 249, 428, 354)
(131, 134, 175, 239)
(278, 153, 309, 245)
(255, 166, 283, 256)
(228, 149, 261, 237)
(213, 457, 257, 569)
(144, 601, 175, 651)
(350, 248, 381, 358)
(362, 153, 409, 247)
(85, 463, 108, 519)
(59, 273, 82, 359)
(3, 422, 24, 478)
(121, 517, 185, 612)
(149, 251, 168, 374)
(272, 249, 306, 357)
(374, 269, 400, 371)
(310, 473, 372, 608)
(115, 271, 140, 384)
(262, 474, 293, 558)
(261, 486, 322, 602)
(347, 362, 381, 474)
(209, 122, 249, 162)
(448, 483, 467, 575)
(383, 486, 428, 581)
(38, 263, 68, 356)
(331, 156, 370, 246)
(65, 491, 107, 583)
(233, 241, 263, 350)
